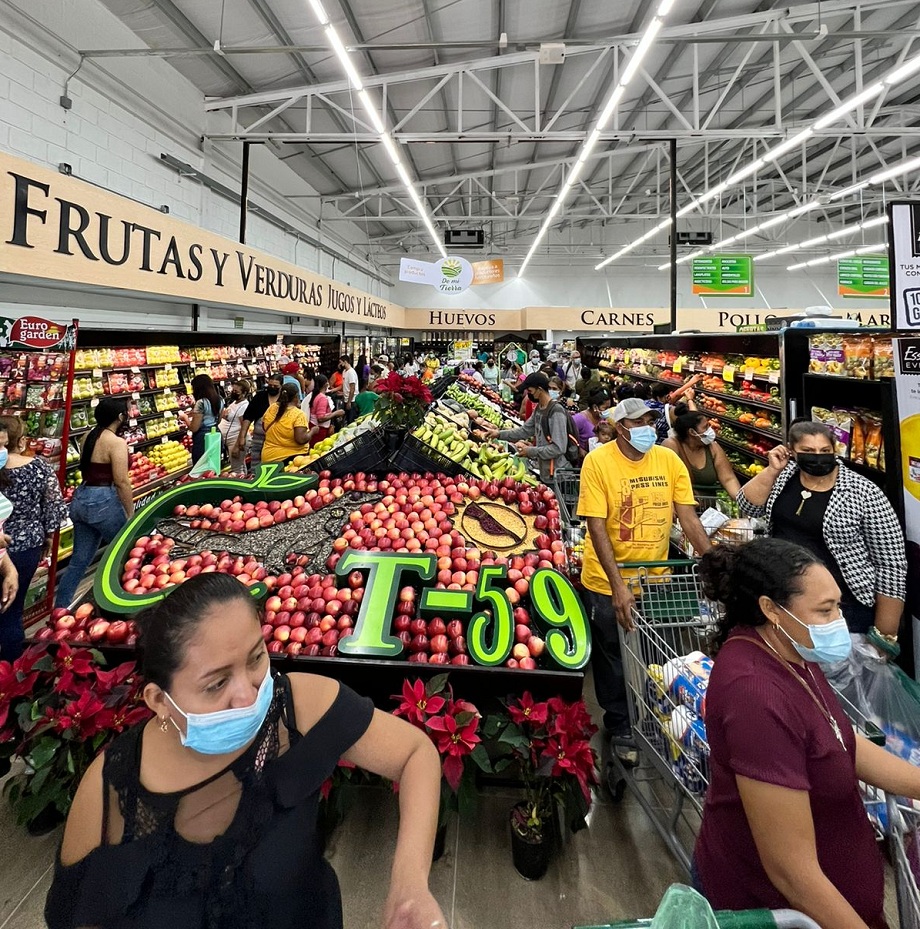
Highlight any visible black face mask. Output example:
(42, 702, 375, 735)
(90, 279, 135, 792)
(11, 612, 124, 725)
(230, 393, 241, 402)
(267, 386, 281, 397)
(796, 452, 837, 477)
(526, 390, 537, 403)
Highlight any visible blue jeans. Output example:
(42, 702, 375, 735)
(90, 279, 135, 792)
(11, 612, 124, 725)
(1, 546, 42, 662)
(55, 485, 127, 609)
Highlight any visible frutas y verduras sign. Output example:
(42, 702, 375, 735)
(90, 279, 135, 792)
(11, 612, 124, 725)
(0, 150, 403, 326)
(93, 465, 591, 671)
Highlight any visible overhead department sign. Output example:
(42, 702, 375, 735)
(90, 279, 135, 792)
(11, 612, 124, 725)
(0, 150, 404, 326)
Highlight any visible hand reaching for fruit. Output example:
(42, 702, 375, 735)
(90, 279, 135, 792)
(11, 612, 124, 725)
(384, 890, 448, 929)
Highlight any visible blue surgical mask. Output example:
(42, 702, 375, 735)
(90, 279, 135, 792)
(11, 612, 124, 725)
(626, 425, 657, 453)
(601, 409, 616, 422)
(0, 449, 8, 469)
(166, 667, 273, 755)
(696, 427, 716, 446)
(549, 389, 560, 400)
(777, 605, 852, 664)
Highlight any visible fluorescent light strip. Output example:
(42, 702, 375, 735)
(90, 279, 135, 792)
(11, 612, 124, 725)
(614, 49, 920, 271)
(753, 215, 888, 262)
(306, 10, 446, 257)
(787, 242, 887, 271)
(520, 3, 673, 277)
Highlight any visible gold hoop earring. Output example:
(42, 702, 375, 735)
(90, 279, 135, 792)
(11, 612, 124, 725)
(160, 717, 169, 733)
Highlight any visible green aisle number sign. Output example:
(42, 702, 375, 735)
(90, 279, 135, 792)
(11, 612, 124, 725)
(837, 255, 890, 298)
(691, 255, 754, 296)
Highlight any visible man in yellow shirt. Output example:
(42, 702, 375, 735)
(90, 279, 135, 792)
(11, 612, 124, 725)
(577, 397, 711, 763)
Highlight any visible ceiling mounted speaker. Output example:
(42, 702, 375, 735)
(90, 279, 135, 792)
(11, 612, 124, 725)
(444, 229, 485, 247)
(539, 43, 565, 65)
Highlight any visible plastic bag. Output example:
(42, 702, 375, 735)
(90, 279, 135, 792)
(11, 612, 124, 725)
(650, 885, 718, 929)
(190, 428, 222, 477)
(824, 636, 920, 761)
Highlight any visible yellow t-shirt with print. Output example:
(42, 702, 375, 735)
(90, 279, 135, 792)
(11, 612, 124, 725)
(577, 441, 696, 595)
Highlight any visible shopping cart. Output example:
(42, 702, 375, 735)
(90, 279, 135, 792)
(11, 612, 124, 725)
(888, 796, 920, 928)
(553, 469, 581, 528)
(575, 909, 821, 929)
(608, 560, 715, 873)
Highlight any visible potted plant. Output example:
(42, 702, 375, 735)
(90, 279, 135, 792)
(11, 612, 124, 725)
(392, 675, 481, 860)
(477, 692, 599, 880)
(374, 371, 432, 453)
(0, 642, 149, 834)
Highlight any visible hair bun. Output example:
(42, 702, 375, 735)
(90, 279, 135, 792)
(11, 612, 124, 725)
(698, 546, 738, 603)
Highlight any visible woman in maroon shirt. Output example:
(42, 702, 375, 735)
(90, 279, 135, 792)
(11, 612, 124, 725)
(694, 538, 920, 929)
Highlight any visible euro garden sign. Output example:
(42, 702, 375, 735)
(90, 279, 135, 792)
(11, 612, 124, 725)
(93, 464, 591, 671)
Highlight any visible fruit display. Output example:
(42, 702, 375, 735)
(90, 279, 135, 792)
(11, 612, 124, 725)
(445, 379, 520, 427)
(698, 395, 782, 437)
(66, 467, 588, 673)
(36, 602, 135, 648)
(413, 408, 475, 464)
(147, 440, 192, 474)
(296, 415, 382, 465)
(128, 451, 168, 488)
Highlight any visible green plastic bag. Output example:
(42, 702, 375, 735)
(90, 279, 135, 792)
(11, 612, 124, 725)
(651, 885, 719, 929)
(190, 428, 222, 477)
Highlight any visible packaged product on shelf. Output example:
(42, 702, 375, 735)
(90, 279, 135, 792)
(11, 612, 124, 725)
(863, 415, 883, 470)
(152, 367, 180, 388)
(878, 439, 885, 473)
(106, 371, 147, 395)
(850, 414, 867, 464)
(0, 357, 14, 378)
(121, 426, 147, 446)
(112, 347, 147, 368)
(147, 345, 181, 365)
(872, 337, 894, 379)
(842, 335, 872, 380)
(70, 405, 89, 430)
(812, 406, 851, 457)
(809, 335, 828, 373)
(74, 347, 115, 370)
(811, 333, 846, 376)
(41, 410, 65, 438)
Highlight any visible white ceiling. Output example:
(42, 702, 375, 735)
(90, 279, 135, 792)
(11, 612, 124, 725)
(93, 0, 920, 269)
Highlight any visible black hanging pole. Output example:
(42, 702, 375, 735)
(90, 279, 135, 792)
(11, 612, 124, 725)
(239, 141, 251, 244)
(669, 137, 678, 332)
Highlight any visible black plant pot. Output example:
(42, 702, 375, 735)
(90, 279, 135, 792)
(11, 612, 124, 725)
(26, 803, 65, 837)
(509, 804, 551, 880)
(384, 427, 407, 457)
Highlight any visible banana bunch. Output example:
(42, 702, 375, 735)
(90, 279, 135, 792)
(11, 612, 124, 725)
(414, 411, 475, 464)
(445, 383, 504, 427)
(464, 441, 538, 486)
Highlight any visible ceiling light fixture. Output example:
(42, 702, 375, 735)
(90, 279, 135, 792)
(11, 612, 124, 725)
(307, 0, 445, 257)
(787, 242, 887, 271)
(753, 215, 888, 262)
(608, 48, 920, 271)
(519, 0, 675, 278)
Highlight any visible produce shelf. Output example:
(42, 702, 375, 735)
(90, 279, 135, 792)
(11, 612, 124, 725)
(127, 427, 189, 451)
(803, 373, 889, 387)
(716, 436, 769, 462)
(694, 385, 781, 414)
(131, 464, 193, 502)
(702, 409, 783, 442)
(842, 458, 886, 480)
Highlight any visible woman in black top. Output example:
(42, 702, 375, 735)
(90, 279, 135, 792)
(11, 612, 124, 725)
(738, 420, 905, 641)
(47, 573, 444, 929)
(244, 375, 283, 473)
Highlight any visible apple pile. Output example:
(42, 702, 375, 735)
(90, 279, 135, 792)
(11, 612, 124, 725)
(36, 603, 136, 647)
(128, 451, 168, 488)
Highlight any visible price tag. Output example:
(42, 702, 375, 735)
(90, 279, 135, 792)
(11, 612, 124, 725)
(206, 361, 212, 369)
(165, 363, 172, 371)
(163, 387, 172, 395)
(706, 365, 713, 374)
(93, 368, 103, 378)
(745, 367, 755, 380)
(722, 366, 735, 383)
(164, 410, 174, 419)
(90, 398, 99, 408)
(129, 418, 137, 427)
(131, 366, 140, 374)
(161, 436, 169, 444)
(673, 359, 683, 374)
(132, 391, 140, 400)
(768, 372, 780, 384)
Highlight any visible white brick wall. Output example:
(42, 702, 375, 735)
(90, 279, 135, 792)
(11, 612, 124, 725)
(0, 0, 391, 309)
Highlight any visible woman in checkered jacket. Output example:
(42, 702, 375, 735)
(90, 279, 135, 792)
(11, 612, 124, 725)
(737, 420, 905, 650)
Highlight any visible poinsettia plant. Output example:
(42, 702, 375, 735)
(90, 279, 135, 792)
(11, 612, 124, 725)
(477, 691, 599, 842)
(374, 372, 432, 431)
(392, 675, 481, 824)
(0, 642, 150, 827)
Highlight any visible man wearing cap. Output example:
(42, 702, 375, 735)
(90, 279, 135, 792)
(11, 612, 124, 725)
(523, 350, 543, 376)
(577, 396, 711, 764)
(480, 373, 569, 481)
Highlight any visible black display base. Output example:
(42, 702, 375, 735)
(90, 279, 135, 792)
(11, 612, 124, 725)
(95, 645, 584, 708)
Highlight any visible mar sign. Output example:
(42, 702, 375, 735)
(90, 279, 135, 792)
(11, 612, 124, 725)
(92, 465, 591, 672)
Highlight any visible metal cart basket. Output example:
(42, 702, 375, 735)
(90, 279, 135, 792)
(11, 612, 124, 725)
(576, 908, 821, 929)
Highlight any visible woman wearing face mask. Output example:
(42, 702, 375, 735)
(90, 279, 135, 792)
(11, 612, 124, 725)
(46, 573, 445, 929)
(220, 379, 252, 474)
(738, 420, 905, 640)
(482, 355, 500, 387)
(244, 375, 283, 472)
(694, 538, 920, 929)
(662, 403, 740, 500)
(54, 398, 134, 610)
(0, 416, 64, 660)
(571, 387, 612, 457)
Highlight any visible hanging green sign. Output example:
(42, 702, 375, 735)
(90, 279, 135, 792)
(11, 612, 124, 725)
(838, 255, 890, 298)
(691, 255, 754, 296)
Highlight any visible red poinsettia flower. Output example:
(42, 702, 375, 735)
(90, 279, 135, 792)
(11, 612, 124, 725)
(508, 691, 549, 728)
(392, 679, 446, 727)
(547, 697, 597, 740)
(52, 690, 107, 738)
(94, 661, 138, 695)
(54, 643, 98, 693)
(426, 712, 481, 791)
(109, 704, 151, 732)
(543, 733, 599, 803)
(0, 656, 41, 730)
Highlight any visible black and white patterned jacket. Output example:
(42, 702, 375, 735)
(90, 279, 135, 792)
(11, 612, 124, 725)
(737, 461, 906, 606)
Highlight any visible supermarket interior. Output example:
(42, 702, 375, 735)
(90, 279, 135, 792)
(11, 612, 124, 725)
(2, 1, 920, 928)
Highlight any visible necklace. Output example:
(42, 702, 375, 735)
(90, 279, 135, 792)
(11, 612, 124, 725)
(757, 629, 847, 751)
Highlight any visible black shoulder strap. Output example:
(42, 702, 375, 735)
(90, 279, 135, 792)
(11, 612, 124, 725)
(277, 673, 301, 744)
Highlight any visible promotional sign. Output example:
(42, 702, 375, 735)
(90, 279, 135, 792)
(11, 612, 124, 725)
(890, 203, 920, 329)
(0, 151, 404, 327)
(471, 259, 504, 285)
(451, 339, 474, 360)
(0, 316, 77, 350)
(838, 255, 890, 298)
(399, 256, 475, 294)
(894, 337, 920, 673)
(691, 255, 754, 296)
